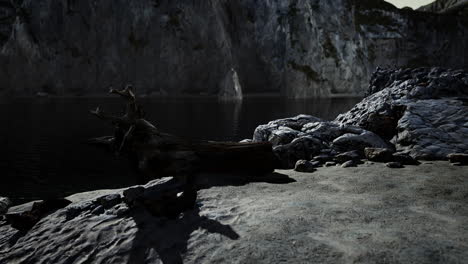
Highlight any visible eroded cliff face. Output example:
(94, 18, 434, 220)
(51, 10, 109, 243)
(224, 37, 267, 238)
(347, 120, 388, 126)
(0, 0, 467, 97)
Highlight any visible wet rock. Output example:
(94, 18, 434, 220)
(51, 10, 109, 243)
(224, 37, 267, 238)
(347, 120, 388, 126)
(294, 160, 317, 173)
(0, 197, 11, 215)
(335, 151, 362, 163)
(364, 148, 394, 162)
(341, 160, 357, 168)
(447, 153, 468, 165)
(386, 162, 404, 169)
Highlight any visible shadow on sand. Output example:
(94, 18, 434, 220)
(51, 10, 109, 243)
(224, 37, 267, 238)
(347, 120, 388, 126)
(127, 171, 295, 264)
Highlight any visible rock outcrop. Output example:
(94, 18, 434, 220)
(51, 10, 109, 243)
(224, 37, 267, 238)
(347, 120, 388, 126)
(418, 0, 468, 14)
(0, 0, 467, 97)
(254, 67, 468, 167)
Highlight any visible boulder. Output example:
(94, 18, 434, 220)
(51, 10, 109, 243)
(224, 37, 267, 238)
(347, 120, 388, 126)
(386, 162, 404, 169)
(341, 160, 357, 168)
(394, 99, 468, 160)
(335, 151, 362, 163)
(6, 199, 72, 231)
(392, 153, 421, 165)
(294, 160, 317, 173)
(96, 194, 122, 209)
(0, 197, 11, 215)
(253, 115, 322, 143)
(273, 136, 325, 169)
(447, 153, 468, 165)
(332, 131, 389, 153)
(364, 148, 394, 162)
(252, 68, 468, 166)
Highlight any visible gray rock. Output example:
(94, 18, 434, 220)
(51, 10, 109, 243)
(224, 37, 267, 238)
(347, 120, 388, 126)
(335, 151, 362, 163)
(392, 153, 420, 165)
(91, 205, 105, 215)
(313, 154, 333, 163)
(332, 132, 389, 153)
(447, 153, 468, 165)
(294, 160, 317, 173)
(240, 139, 253, 143)
(123, 187, 145, 207)
(364, 148, 394, 163)
(273, 136, 325, 169)
(386, 162, 404, 169)
(218, 68, 243, 101)
(324, 161, 337, 167)
(0, 197, 12, 215)
(253, 115, 322, 143)
(394, 99, 468, 160)
(96, 194, 122, 209)
(341, 160, 357, 168)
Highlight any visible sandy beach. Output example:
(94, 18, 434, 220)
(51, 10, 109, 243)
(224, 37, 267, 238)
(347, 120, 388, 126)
(1, 161, 467, 263)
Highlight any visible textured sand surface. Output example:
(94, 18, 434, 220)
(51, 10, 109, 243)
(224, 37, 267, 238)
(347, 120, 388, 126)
(1, 162, 467, 263)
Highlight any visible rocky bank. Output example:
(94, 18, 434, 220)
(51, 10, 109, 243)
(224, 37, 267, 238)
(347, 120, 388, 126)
(0, 0, 467, 97)
(253, 67, 468, 168)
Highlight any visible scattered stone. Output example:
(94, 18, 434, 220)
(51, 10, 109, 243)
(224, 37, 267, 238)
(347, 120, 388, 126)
(0, 197, 11, 215)
(447, 153, 468, 165)
(324, 161, 337, 167)
(364, 148, 394, 162)
(332, 131, 389, 153)
(386, 162, 404, 168)
(341, 160, 357, 168)
(97, 194, 122, 209)
(392, 153, 420, 165)
(6, 199, 72, 231)
(313, 154, 333, 163)
(294, 160, 317, 173)
(273, 136, 325, 169)
(335, 151, 361, 163)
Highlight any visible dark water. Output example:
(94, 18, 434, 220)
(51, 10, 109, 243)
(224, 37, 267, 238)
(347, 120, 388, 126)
(0, 97, 360, 204)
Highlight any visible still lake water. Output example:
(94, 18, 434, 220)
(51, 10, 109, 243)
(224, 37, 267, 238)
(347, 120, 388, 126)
(0, 97, 360, 204)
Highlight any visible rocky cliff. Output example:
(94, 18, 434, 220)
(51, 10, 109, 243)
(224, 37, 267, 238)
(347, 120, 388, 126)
(419, 0, 468, 14)
(0, 0, 467, 98)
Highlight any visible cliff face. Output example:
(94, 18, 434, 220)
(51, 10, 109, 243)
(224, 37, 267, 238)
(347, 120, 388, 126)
(418, 0, 468, 14)
(0, 0, 467, 97)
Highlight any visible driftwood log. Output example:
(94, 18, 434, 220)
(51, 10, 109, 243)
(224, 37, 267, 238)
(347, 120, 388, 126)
(90, 85, 277, 185)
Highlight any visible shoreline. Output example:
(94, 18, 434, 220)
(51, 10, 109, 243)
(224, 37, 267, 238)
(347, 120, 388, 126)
(2, 161, 467, 263)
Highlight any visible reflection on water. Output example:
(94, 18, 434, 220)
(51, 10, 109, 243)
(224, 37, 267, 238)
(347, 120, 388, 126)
(0, 97, 360, 204)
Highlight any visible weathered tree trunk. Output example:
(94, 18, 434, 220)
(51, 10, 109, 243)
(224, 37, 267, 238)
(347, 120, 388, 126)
(90, 86, 277, 182)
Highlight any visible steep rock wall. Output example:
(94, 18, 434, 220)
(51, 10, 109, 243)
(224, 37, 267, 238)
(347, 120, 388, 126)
(0, 0, 467, 97)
